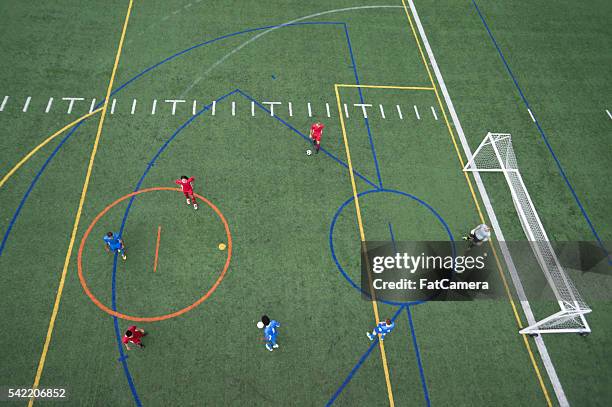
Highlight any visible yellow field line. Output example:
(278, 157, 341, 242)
(336, 84, 434, 91)
(334, 84, 395, 407)
(400, 1, 553, 406)
(28, 1, 134, 405)
(0, 108, 102, 189)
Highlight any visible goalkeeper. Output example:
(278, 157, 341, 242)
(463, 223, 491, 247)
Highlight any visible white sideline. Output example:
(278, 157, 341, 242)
(406, 0, 569, 406)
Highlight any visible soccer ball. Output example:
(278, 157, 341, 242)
(256, 321, 264, 329)
(306, 149, 312, 156)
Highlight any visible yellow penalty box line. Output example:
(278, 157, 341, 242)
(400, 0, 552, 406)
(336, 83, 434, 91)
(334, 84, 395, 407)
(28, 1, 134, 406)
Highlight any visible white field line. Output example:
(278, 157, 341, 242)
(63, 97, 84, 114)
(528, 108, 536, 122)
(2, 94, 444, 123)
(0, 96, 8, 111)
(178, 5, 404, 97)
(406, 0, 568, 406)
(23, 96, 32, 112)
(606, 109, 612, 120)
(355, 103, 371, 118)
(45, 98, 54, 113)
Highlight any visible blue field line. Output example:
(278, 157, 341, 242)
(236, 89, 378, 189)
(471, 0, 610, 265)
(388, 222, 398, 253)
(111, 21, 344, 98)
(342, 24, 383, 189)
(0, 121, 85, 256)
(326, 305, 406, 406)
(406, 306, 431, 406)
(388, 222, 431, 404)
(111, 253, 142, 407)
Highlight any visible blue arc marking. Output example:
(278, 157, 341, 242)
(329, 188, 455, 306)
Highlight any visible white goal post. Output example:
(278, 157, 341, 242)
(464, 133, 591, 335)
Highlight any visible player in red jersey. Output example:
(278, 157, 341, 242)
(122, 326, 146, 350)
(175, 175, 198, 210)
(309, 121, 324, 154)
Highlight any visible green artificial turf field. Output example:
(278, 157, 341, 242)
(0, 1, 610, 406)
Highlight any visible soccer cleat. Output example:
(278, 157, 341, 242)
(122, 254, 127, 260)
(193, 204, 198, 210)
(266, 344, 273, 352)
(367, 332, 374, 341)
(462, 236, 468, 241)
(186, 198, 191, 205)
(273, 344, 279, 349)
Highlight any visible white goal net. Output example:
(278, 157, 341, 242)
(464, 133, 591, 334)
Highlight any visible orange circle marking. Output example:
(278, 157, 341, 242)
(77, 187, 232, 322)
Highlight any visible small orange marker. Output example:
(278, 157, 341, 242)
(153, 226, 161, 272)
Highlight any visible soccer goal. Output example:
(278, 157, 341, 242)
(464, 133, 591, 335)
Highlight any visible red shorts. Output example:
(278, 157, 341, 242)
(183, 190, 194, 197)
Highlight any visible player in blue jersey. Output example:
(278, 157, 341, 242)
(367, 319, 395, 341)
(261, 315, 280, 352)
(104, 231, 126, 260)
